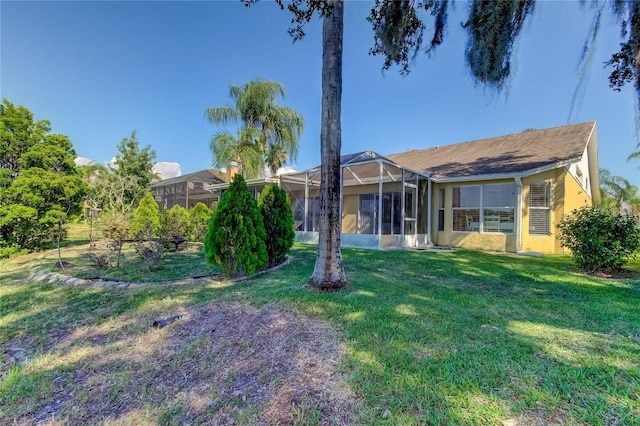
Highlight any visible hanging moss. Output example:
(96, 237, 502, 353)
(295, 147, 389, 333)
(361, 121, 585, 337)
(463, 0, 535, 89)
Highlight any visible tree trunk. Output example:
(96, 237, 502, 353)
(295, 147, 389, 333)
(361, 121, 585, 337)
(308, 0, 347, 291)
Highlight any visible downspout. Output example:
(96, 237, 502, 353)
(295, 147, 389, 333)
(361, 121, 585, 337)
(304, 171, 309, 232)
(427, 178, 432, 245)
(378, 161, 383, 245)
(514, 176, 523, 254)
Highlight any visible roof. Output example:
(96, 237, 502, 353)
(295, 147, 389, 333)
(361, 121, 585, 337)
(150, 168, 227, 187)
(308, 151, 395, 170)
(286, 150, 428, 186)
(386, 121, 596, 180)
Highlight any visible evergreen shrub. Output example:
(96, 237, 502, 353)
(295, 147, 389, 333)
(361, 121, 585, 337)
(204, 174, 267, 276)
(258, 183, 295, 265)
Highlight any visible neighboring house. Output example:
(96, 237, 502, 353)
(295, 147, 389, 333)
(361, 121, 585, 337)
(281, 121, 599, 254)
(150, 168, 231, 210)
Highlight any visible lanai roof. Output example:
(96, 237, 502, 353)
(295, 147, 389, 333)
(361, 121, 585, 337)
(150, 168, 227, 187)
(386, 121, 597, 180)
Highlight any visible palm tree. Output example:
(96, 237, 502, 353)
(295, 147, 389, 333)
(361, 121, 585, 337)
(210, 127, 263, 179)
(600, 168, 640, 215)
(265, 144, 287, 176)
(76, 162, 106, 185)
(308, 0, 347, 290)
(206, 79, 304, 176)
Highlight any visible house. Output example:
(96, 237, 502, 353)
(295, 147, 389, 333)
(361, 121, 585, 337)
(150, 168, 231, 210)
(281, 121, 599, 254)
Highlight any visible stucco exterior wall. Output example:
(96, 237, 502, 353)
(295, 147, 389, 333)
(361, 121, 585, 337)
(520, 168, 592, 254)
(342, 194, 358, 233)
(520, 169, 560, 254)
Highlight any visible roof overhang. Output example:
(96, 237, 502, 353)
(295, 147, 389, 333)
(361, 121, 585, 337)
(432, 157, 581, 184)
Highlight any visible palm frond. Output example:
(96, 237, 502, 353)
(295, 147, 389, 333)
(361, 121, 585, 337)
(206, 106, 241, 126)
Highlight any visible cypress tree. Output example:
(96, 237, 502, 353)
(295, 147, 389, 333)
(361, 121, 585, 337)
(204, 174, 267, 276)
(258, 183, 295, 266)
(130, 192, 161, 239)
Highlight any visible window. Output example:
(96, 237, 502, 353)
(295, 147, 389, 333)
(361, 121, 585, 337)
(482, 183, 515, 233)
(452, 186, 480, 232)
(452, 183, 515, 233)
(529, 182, 551, 235)
(438, 188, 445, 231)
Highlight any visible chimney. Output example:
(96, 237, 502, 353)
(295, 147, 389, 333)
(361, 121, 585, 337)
(226, 162, 238, 182)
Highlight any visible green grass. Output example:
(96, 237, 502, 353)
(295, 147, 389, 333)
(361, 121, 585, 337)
(1, 239, 640, 424)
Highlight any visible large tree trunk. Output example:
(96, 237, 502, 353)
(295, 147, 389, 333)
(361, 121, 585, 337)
(309, 0, 347, 291)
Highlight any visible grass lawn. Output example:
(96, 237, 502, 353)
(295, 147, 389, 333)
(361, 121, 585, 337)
(1, 233, 640, 424)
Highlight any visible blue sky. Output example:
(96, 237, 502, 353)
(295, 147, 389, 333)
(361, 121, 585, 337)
(2, 1, 639, 186)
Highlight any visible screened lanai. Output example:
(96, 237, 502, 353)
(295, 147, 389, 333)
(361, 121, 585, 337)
(150, 169, 228, 210)
(280, 151, 432, 249)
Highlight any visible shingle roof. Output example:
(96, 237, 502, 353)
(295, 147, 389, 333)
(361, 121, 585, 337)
(386, 121, 596, 180)
(150, 168, 227, 187)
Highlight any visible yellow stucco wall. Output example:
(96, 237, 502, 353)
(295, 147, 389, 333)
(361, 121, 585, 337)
(520, 169, 592, 254)
(520, 170, 559, 254)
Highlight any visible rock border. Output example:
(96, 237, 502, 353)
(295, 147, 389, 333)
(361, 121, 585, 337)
(27, 256, 292, 290)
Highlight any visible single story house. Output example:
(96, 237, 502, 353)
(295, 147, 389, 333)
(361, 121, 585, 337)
(164, 121, 598, 255)
(282, 121, 599, 254)
(150, 168, 231, 210)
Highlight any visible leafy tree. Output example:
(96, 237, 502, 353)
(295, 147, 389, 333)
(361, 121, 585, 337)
(259, 183, 295, 266)
(112, 130, 157, 207)
(0, 98, 50, 178)
(204, 174, 267, 277)
(206, 78, 304, 176)
(244, 0, 640, 291)
(210, 127, 264, 179)
(188, 202, 212, 241)
(130, 192, 161, 239)
(0, 104, 86, 256)
(557, 206, 640, 273)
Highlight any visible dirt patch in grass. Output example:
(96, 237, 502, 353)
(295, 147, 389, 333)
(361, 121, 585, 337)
(7, 302, 360, 425)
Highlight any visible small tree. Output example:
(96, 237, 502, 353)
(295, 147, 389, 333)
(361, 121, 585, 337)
(258, 183, 295, 266)
(130, 192, 161, 240)
(163, 204, 191, 237)
(204, 174, 267, 277)
(557, 206, 640, 273)
(188, 202, 212, 241)
(100, 213, 130, 267)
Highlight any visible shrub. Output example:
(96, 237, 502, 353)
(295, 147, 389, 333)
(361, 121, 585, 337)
(130, 192, 161, 240)
(162, 204, 191, 238)
(100, 213, 130, 268)
(557, 206, 640, 272)
(204, 174, 267, 277)
(259, 183, 295, 266)
(188, 202, 212, 241)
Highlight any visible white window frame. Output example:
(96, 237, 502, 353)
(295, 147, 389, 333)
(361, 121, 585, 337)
(452, 183, 516, 233)
(529, 182, 551, 235)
